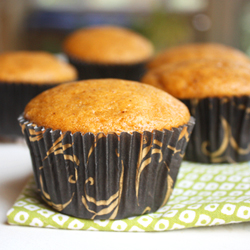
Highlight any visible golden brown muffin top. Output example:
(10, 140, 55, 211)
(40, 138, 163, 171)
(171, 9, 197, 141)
(0, 51, 77, 84)
(63, 26, 154, 64)
(142, 59, 250, 99)
(147, 43, 250, 69)
(24, 79, 190, 134)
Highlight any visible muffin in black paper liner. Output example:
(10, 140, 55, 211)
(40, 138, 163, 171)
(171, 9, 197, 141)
(182, 96, 250, 163)
(19, 115, 195, 220)
(0, 82, 59, 137)
(62, 26, 154, 81)
(0, 51, 77, 138)
(67, 55, 147, 81)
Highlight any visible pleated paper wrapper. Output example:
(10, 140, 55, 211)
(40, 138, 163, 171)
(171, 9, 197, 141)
(182, 96, 250, 163)
(19, 115, 195, 220)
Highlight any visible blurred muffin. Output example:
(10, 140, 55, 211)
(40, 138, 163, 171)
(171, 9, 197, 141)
(19, 79, 194, 219)
(147, 43, 250, 70)
(62, 25, 154, 81)
(0, 51, 77, 137)
(142, 59, 250, 163)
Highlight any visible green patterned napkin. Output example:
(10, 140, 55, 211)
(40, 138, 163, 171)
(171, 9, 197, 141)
(7, 161, 250, 231)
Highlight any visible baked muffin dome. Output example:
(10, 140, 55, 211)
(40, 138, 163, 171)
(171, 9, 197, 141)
(63, 26, 154, 65)
(20, 79, 194, 220)
(147, 43, 250, 70)
(0, 51, 77, 83)
(24, 79, 190, 134)
(142, 59, 250, 99)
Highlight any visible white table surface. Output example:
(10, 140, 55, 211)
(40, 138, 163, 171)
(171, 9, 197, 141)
(0, 141, 250, 250)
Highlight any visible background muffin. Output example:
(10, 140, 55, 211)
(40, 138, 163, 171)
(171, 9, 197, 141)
(0, 51, 77, 137)
(147, 43, 250, 70)
(20, 79, 194, 219)
(142, 59, 250, 163)
(62, 25, 154, 81)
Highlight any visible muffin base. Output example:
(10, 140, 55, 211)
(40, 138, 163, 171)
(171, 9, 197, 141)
(0, 82, 59, 137)
(182, 96, 250, 163)
(19, 115, 195, 220)
(67, 55, 147, 81)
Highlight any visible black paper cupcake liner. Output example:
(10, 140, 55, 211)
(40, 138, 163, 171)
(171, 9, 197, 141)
(19, 115, 195, 220)
(0, 82, 59, 137)
(182, 96, 250, 163)
(67, 55, 148, 81)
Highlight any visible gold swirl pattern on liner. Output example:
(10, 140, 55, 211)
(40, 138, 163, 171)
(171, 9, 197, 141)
(179, 153, 185, 158)
(68, 167, 78, 184)
(24, 120, 192, 219)
(202, 116, 250, 162)
(86, 133, 105, 165)
(178, 126, 189, 141)
(28, 128, 44, 142)
(84, 191, 119, 206)
(39, 173, 75, 211)
(135, 138, 165, 204)
(207, 155, 236, 164)
(39, 174, 50, 200)
(163, 161, 169, 170)
(160, 162, 174, 208)
(230, 135, 250, 154)
(167, 145, 181, 154)
(85, 177, 94, 185)
(81, 160, 124, 219)
(153, 139, 163, 147)
(41, 193, 75, 212)
(20, 123, 26, 134)
(135, 126, 190, 206)
(42, 135, 80, 183)
(142, 207, 151, 214)
(38, 132, 124, 219)
(160, 175, 174, 208)
(151, 148, 163, 162)
(115, 148, 120, 157)
(64, 154, 80, 167)
(109, 160, 124, 220)
(43, 136, 79, 163)
(135, 136, 152, 204)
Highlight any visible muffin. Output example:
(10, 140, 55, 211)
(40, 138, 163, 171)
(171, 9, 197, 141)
(147, 43, 250, 70)
(62, 25, 154, 81)
(0, 51, 77, 137)
(19, 79, 194, 220)
(142, 59, 250, 163)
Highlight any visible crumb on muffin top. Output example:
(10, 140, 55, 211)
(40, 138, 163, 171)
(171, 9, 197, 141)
(0, 51, 77, 84)
(63, 26, 154, 65)
(24, 79, 190, 134)
(147, 43, 250, 70)
(142, 59, 250, 99)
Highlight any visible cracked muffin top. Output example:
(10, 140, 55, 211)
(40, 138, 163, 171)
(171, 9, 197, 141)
(142, 59, 250, 99)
